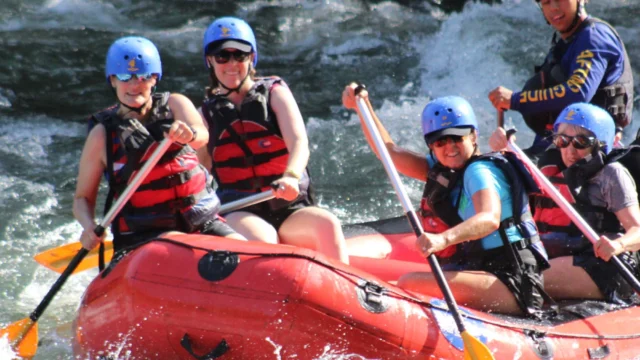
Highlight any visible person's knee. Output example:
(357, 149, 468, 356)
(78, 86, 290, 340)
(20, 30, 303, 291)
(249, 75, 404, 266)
(225, 232, 247, 241)
(307, 208, 342, 235)
(226, 213, 278, 243)
(397, 272, 425, 289)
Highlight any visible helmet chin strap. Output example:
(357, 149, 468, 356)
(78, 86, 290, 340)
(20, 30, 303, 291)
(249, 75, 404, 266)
(214, 64, 252, 96)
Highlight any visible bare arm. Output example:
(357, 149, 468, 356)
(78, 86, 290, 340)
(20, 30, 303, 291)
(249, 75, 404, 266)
(271, 84, 309, 176)
(417, 188, 502, 256)
(595, 205, 640, 261)
(342, 83, 428, 181)
(617, 206, 640, 252)
(443, 188, 502, 245)
(167, 93, 209, 149)
(195, 107, 213, 171)
(73, 125, 108, 249)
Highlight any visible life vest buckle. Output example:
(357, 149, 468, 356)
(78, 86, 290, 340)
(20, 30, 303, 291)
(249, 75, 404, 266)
(163, 170, 194, 187)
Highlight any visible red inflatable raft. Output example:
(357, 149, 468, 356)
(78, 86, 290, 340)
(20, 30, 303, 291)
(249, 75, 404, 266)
(72, 218, 640, 359)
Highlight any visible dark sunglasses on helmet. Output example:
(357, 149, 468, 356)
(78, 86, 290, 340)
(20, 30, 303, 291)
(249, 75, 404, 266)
(114, 73, 155, 82)
(552, 134, 597, 150)
(430, 135, 466, 148)
(213, 50, 251, 64)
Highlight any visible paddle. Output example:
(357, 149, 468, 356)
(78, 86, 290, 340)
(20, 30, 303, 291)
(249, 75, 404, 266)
(33, 189, 277, 274)
(353, 85, 494, 360)
(0, 137, 173, 359)
(505, 132, 640, 294)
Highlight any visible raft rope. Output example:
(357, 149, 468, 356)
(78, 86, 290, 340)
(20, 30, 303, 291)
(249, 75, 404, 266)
(109, 237, 640, 342)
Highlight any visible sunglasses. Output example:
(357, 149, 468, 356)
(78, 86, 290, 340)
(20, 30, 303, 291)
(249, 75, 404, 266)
(213, 50, 251, 64)
(114, 73, 155, 82)
(430, 135, 466, 148)
(552, 134, 597, 150)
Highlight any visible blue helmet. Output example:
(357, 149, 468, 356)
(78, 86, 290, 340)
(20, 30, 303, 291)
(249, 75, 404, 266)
(203, 17, 258, 67)
(553, 102, 615, 154)
(421, 96, 478, 144)
(105, 36, 162, 81)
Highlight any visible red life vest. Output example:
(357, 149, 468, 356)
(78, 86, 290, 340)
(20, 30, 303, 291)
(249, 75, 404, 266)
(90, 92, 220, 249)
(419, 198, 455, 258)
(201, 77, 314, 210)
(202, 77, 290, 192)
(532, 150, 577, 235)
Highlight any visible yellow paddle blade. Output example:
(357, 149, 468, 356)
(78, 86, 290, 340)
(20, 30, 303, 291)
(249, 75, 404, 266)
(0, 318, 38, 359)
(33, 241, 114, 274)
(462, 330, 494, 360)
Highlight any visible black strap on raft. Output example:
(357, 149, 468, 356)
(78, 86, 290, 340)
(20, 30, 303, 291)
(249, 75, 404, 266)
(180, 334, 229, 359)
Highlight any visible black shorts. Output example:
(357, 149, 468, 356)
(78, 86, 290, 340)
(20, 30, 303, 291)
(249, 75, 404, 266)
(201, 217, 237, 237)
(574, 249, 640, 305)
(113, 217, 237, 252)
(471, 246, 546, 314)
(239, 201, 307, 230)
(218, 189, 311, 230)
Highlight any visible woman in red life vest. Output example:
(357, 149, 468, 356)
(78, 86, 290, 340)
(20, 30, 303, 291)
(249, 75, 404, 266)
(490, 103, 640, 305)
(74, 36, 243, 253)
(197, 17, 349, 264)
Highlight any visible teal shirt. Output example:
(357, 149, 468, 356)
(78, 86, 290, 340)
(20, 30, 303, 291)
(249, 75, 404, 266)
(427, 156, 524, 249)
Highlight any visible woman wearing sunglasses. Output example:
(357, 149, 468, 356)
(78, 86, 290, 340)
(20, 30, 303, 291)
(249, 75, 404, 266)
(74, 36, 242, 253)
(197, 17, 350, 264)
(343, 84, 550, 316)
(491, 102, 640, 305)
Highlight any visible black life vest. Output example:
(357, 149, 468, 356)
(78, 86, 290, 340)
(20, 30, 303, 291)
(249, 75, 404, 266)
(201, 77, 314, 209)
(521, 17, 634, 135)
(422, 152, 546, 267)
(89, 92, 220, 249)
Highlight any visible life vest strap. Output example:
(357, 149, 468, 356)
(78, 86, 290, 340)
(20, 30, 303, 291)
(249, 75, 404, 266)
(212, 148, 288, 169)
(215, 129, 275, 146)
(219, 174, 282, 191)
(137, 167, 201, 191)
(130, 188, 208, 214)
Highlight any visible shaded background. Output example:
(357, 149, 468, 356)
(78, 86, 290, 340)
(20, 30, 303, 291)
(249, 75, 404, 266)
(1, 0, 639, 358)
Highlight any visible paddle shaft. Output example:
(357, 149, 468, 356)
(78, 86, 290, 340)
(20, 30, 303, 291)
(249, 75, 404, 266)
(27, 138, 173, 326)
(497, 110, 504, 128)
(355, 97, 471, 337)
(220, 189, 276, 215)
(507, 141, 640, 293)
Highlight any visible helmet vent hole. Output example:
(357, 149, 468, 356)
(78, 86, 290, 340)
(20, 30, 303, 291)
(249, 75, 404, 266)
(447, 108, 453, 112)
(137, 54, 142, 59)
(434, 111, 440, 116)
(124, 55, 129, 60)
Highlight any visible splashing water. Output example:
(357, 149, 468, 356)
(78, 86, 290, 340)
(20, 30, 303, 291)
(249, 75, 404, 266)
(0, 334, 18, 360)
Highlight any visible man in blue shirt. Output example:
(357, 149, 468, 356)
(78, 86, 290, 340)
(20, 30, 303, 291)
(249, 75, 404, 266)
(488, 0, 633, 160)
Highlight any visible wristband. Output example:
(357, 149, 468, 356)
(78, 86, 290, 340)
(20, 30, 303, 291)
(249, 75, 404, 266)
(187, 125, 198, 143)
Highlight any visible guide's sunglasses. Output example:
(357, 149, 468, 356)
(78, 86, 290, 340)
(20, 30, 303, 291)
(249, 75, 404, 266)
(114, 73, 155, 82)
(552, 134, 598, 150)
(429, 135, 466, 148)
(213, 50, 251, 64)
